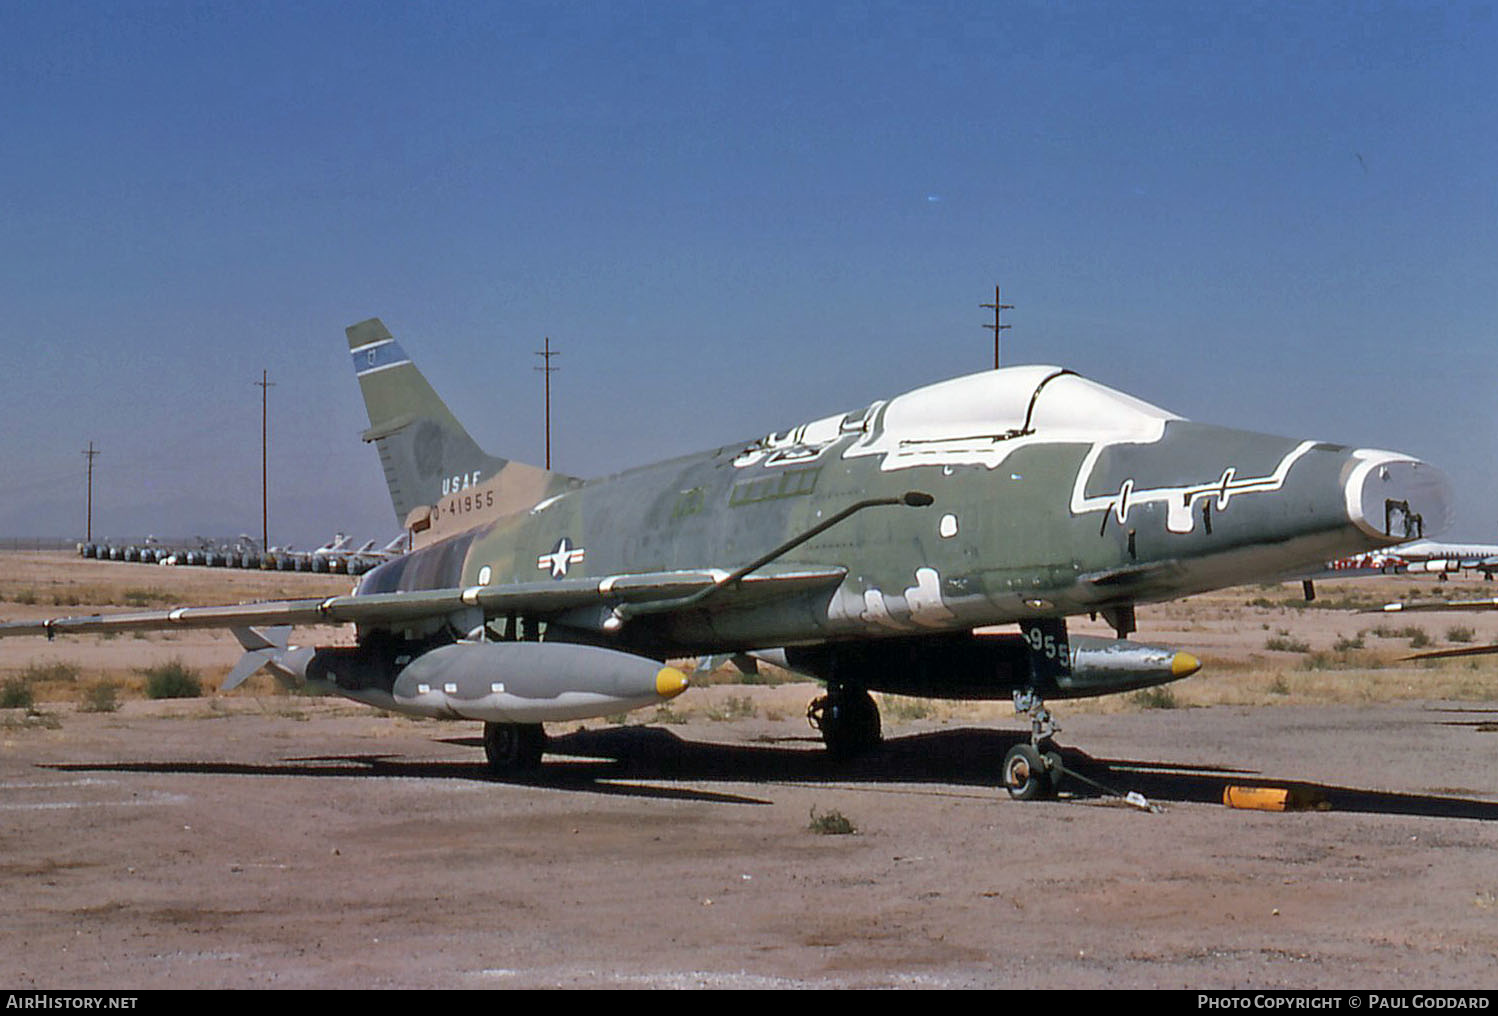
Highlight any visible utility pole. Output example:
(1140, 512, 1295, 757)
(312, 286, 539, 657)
(534, 338, 559, 470)
(255, 370, 275, 551)
(82, 442, 99, 542)
(980, 283, 1013, 369)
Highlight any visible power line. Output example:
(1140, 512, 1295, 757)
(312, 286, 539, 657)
(534, 338, 559, 470)
(255, 370, 275, 551)
(980, 283, 1013, 369)
(81, 441, 99, 542)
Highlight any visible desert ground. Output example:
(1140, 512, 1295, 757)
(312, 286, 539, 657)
(2, 551, 1497, 989)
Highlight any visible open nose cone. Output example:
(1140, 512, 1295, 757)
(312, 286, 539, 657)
(1344, 451, 1452, 542)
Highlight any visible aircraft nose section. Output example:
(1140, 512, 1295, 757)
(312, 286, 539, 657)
(1343, 450, 1452, 543)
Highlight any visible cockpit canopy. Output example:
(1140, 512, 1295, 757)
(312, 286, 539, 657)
(874, 365, 1181, 446)
(736, 365, 1182, 473)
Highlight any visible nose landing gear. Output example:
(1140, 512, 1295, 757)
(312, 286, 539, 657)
(1003, 742, 1065, 801)
(1004, 683, 1065, 800)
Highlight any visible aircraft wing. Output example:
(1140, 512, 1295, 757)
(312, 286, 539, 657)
(1402, 643, 1498, 661)
(1370, 596, 1498, 615)
(0, 565, 848, 640)
(1366, 596, 1498, 661)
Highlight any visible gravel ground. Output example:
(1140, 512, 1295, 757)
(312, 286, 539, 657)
(3, 695, 1497, 989)
(3, 554, 1497, 989)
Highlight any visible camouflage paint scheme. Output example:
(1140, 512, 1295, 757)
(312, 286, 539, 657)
(352, 319, 1449, 672)
(0, 317, 1452, 762)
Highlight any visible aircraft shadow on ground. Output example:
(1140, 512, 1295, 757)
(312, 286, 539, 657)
(535, 725, 1498, 822)
(43, 719, 1498, 821)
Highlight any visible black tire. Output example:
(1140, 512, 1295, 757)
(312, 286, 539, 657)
(1004, 743, 1054, 801)
(813, 688, 883, 758)
(483, 722, 546, 774)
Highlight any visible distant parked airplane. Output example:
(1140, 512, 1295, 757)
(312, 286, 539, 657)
(1306, 539, 1498, 583)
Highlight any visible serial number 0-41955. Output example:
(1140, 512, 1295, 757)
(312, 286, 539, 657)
(431, 489, 495, 522)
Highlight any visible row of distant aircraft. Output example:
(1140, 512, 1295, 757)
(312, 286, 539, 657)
(1310, 540, 1498, 581)
(79, 533, 408, 575)
(0, 316, 1461, 799)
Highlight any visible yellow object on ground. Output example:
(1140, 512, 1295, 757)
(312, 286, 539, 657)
(1222, 785, 1328, 812)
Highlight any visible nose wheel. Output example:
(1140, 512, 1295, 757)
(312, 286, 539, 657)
(1003, 742, 1064, 800)
(1005, 688, 1065, 800)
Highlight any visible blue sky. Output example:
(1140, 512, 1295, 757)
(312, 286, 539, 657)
(2, 1, 1494, 547)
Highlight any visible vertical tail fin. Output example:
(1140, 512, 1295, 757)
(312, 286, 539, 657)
(347, 318, 573, 529)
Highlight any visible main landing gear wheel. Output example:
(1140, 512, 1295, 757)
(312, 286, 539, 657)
(483, 722, 546, 774)
(1003, 743, 1062, 801)
(807, 686, 882, 758)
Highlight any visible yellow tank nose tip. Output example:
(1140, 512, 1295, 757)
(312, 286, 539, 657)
(655, 666, 689, 699)
(1171, 652, 1202, 678)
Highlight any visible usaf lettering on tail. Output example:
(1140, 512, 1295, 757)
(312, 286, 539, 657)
(1, 318, 1452, 798)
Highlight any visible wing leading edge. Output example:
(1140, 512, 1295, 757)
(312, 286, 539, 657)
(0, 565, 848, 641)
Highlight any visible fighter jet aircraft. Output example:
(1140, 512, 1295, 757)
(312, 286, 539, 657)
(342, 534, 410, 576)
(0, 318, 1452, 799)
